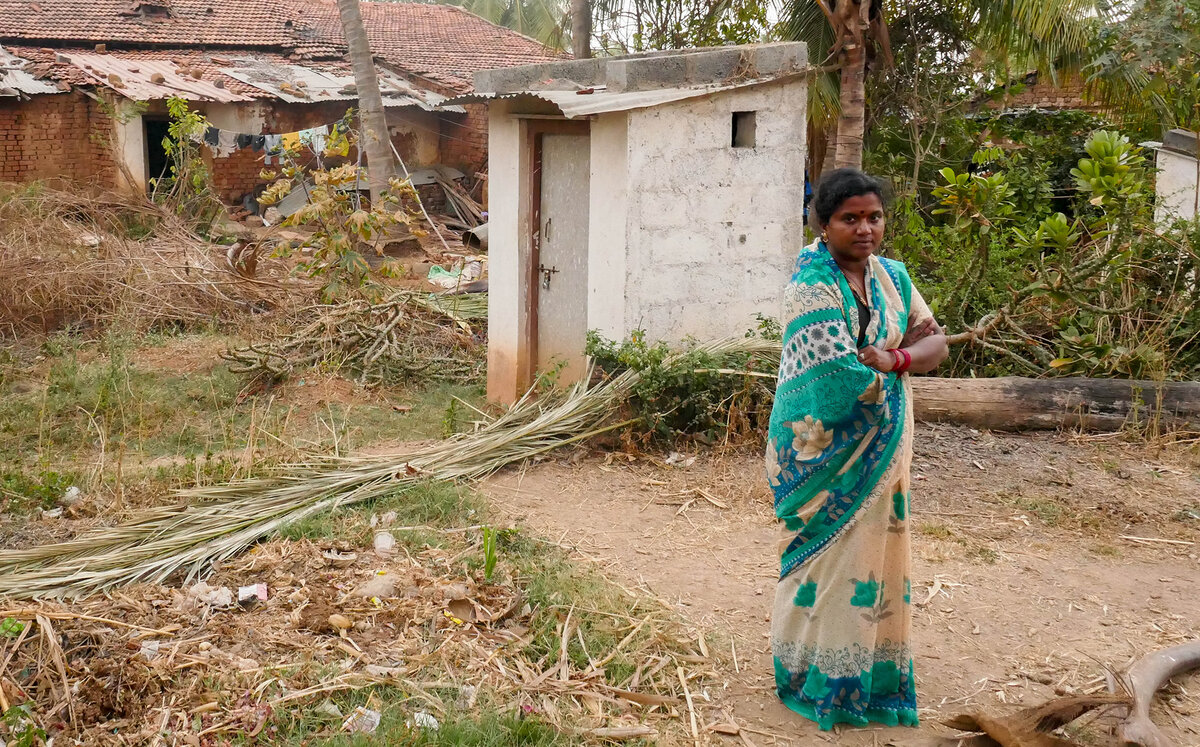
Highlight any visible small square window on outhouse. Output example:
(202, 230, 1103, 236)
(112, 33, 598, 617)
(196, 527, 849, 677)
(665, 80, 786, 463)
(731, 111, 756, 148)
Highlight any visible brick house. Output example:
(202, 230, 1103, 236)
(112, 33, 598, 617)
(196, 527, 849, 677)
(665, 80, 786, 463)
(976, 71, 1104, 113)
(0, 0, 561, 205)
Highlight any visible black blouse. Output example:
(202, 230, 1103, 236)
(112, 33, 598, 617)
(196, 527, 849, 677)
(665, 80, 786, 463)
(854, 294, 870, 348)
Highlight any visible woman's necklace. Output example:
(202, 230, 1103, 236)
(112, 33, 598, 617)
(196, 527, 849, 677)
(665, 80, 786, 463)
(839, 266, 868, 305)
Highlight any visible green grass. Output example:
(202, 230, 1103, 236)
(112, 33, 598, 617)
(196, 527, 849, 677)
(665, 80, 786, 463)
(965, 545, 1000, 564)
(266, 696, 574, 746)
(0, 469, 80, 513)
(0, 331, 486, 515)
(1010, 496, 1070, 527)
(916, 522, 955, 540)
(1090, 543, 1122, 557)
(279, 480, 480, 545)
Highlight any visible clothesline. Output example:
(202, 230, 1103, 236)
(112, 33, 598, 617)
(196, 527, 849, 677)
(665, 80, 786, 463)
(195, 115, 353, 162)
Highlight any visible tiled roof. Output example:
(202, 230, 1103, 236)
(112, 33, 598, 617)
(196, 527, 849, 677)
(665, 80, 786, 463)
(295, 1, 568, 93)
(8, 47, 273, 96)
(0, 0, 327, 51)
(0, 0, 562, 94)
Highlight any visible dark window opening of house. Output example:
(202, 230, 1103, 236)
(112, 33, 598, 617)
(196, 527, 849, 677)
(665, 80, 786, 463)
(144, 118, 172, 193)
(732, 111, 756, 148)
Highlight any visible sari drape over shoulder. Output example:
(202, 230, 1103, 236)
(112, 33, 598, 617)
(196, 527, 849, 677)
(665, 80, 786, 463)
(766, 239, 932, 730)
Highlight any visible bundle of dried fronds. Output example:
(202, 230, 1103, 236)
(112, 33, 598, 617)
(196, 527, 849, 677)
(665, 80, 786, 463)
(0, 185, 296, 337)
(0, 337, 780, 600)
(219, 290, 488, 385)
(0, 537, 710, 743)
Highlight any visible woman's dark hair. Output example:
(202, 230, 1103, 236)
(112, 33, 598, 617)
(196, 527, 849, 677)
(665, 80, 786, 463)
(810, 168, 887, 228)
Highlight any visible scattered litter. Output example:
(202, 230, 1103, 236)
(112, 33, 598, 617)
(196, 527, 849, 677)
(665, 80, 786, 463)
(342, 706, 381, 734)
(322, 549, 358, 568)
(139, 639, 160, 661)
(238, 583, 268, 605)
(61, 485, 82, 505)
(457, 684, 478, 709)
(380, 511, 397, 526)
(314, 700, 343, 719)
(408, 711, 440, 731)
(187, 581, 234, 608)
(353, 571, 395, 599)
(41, 507, 63, 519)
(446, 598, 476, 623)
(328, 614, 353, 631)
(664, 452, 696, 468)
(427, 264, 463, 289)
(426, 259, 483, 289)
(373, 531, 396, 556)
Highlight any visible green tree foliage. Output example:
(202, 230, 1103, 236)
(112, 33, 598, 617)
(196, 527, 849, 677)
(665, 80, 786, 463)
(591, 0, 772, 53)
(889, 129, 1200, 380)
(402, 0, 570, 48)
(1086, 0, 1200, 140)
(782, 0, 1108, 168)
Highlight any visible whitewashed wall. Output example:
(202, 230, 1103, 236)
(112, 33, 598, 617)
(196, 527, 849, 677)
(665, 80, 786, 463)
(615, 80, 805, 342)
(1155, 147, 1200, 224)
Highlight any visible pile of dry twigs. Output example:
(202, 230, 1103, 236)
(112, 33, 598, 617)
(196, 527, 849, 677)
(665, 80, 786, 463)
(0, 537, 709, 743)
(0, 186, 295, 337)
(220, 291, 488, 385)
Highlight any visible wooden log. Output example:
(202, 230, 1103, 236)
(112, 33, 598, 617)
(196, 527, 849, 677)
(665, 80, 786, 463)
(911, 376, 1200, 432)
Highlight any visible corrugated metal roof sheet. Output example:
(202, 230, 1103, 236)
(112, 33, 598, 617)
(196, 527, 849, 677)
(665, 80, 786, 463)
(0, 47, 61, 97)
(441, 77, 789, 118)
(221, 58, 463, 111)
(64, 52, 253, 102)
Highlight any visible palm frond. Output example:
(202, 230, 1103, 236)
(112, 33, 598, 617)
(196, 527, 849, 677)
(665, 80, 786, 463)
(0, 337, 783, 600)
(780, 0, 837, 64)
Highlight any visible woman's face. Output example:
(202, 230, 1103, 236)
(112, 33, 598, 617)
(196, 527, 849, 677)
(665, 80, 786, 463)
(822, 193, 885, 263)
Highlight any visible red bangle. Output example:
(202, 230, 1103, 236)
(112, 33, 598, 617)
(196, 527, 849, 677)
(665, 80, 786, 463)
(887, 348, 912, 374)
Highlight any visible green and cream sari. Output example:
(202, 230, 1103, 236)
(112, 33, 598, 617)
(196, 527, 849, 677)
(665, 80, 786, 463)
(766, 239, 932, 730)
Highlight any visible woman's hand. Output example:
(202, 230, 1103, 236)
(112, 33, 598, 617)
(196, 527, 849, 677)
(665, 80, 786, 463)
(902, 317, 940, 348)
(857, 345, 896, 372)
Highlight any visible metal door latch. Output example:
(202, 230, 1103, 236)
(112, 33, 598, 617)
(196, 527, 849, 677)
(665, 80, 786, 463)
(538, 264, 559, 290)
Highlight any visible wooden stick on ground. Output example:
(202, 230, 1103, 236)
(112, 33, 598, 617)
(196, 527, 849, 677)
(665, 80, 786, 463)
(677, 665, 700, 747)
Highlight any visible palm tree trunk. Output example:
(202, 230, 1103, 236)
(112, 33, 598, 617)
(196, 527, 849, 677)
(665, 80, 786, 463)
(833, 0, 870, 170)
(571, 0, 591, 58)
(336, 0, 395, 204)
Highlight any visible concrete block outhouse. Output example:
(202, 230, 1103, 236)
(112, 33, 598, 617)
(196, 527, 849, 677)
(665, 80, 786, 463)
(1146, 129, 1200, 225)
(453, 43, 809, 403)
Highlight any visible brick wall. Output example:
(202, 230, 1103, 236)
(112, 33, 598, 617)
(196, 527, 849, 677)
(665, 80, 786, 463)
(0, 94, 487, 209)
(0, 93, 119, 188)
(204, 101, 447, 205)
(984, 73, 1103, 112)
(438, 103, 488, 177)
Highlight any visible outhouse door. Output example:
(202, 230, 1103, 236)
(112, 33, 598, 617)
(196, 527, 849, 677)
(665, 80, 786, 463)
(531, 126, 591, 384)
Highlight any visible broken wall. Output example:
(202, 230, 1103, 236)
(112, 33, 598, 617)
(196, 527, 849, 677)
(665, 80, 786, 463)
(0, 93, 119, 187)
(438, 103, 488, 178)
(201, 101, 444, 204)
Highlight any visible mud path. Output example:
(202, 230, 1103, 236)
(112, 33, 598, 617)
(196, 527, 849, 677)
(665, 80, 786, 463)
(483, 425, 1200, 745)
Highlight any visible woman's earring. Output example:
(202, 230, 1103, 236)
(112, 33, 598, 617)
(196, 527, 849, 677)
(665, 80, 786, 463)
(820, 230, 828, 241)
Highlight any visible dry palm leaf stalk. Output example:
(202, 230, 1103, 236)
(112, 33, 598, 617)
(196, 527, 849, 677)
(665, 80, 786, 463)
(219, 291, 488, 384)
(0, 336, 782, 600)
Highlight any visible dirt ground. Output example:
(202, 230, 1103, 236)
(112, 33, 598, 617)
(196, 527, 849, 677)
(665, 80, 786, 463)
(482, 425, 1200, 746)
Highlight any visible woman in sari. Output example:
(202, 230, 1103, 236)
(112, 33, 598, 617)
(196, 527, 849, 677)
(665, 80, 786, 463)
(767, 168, 948, 730)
